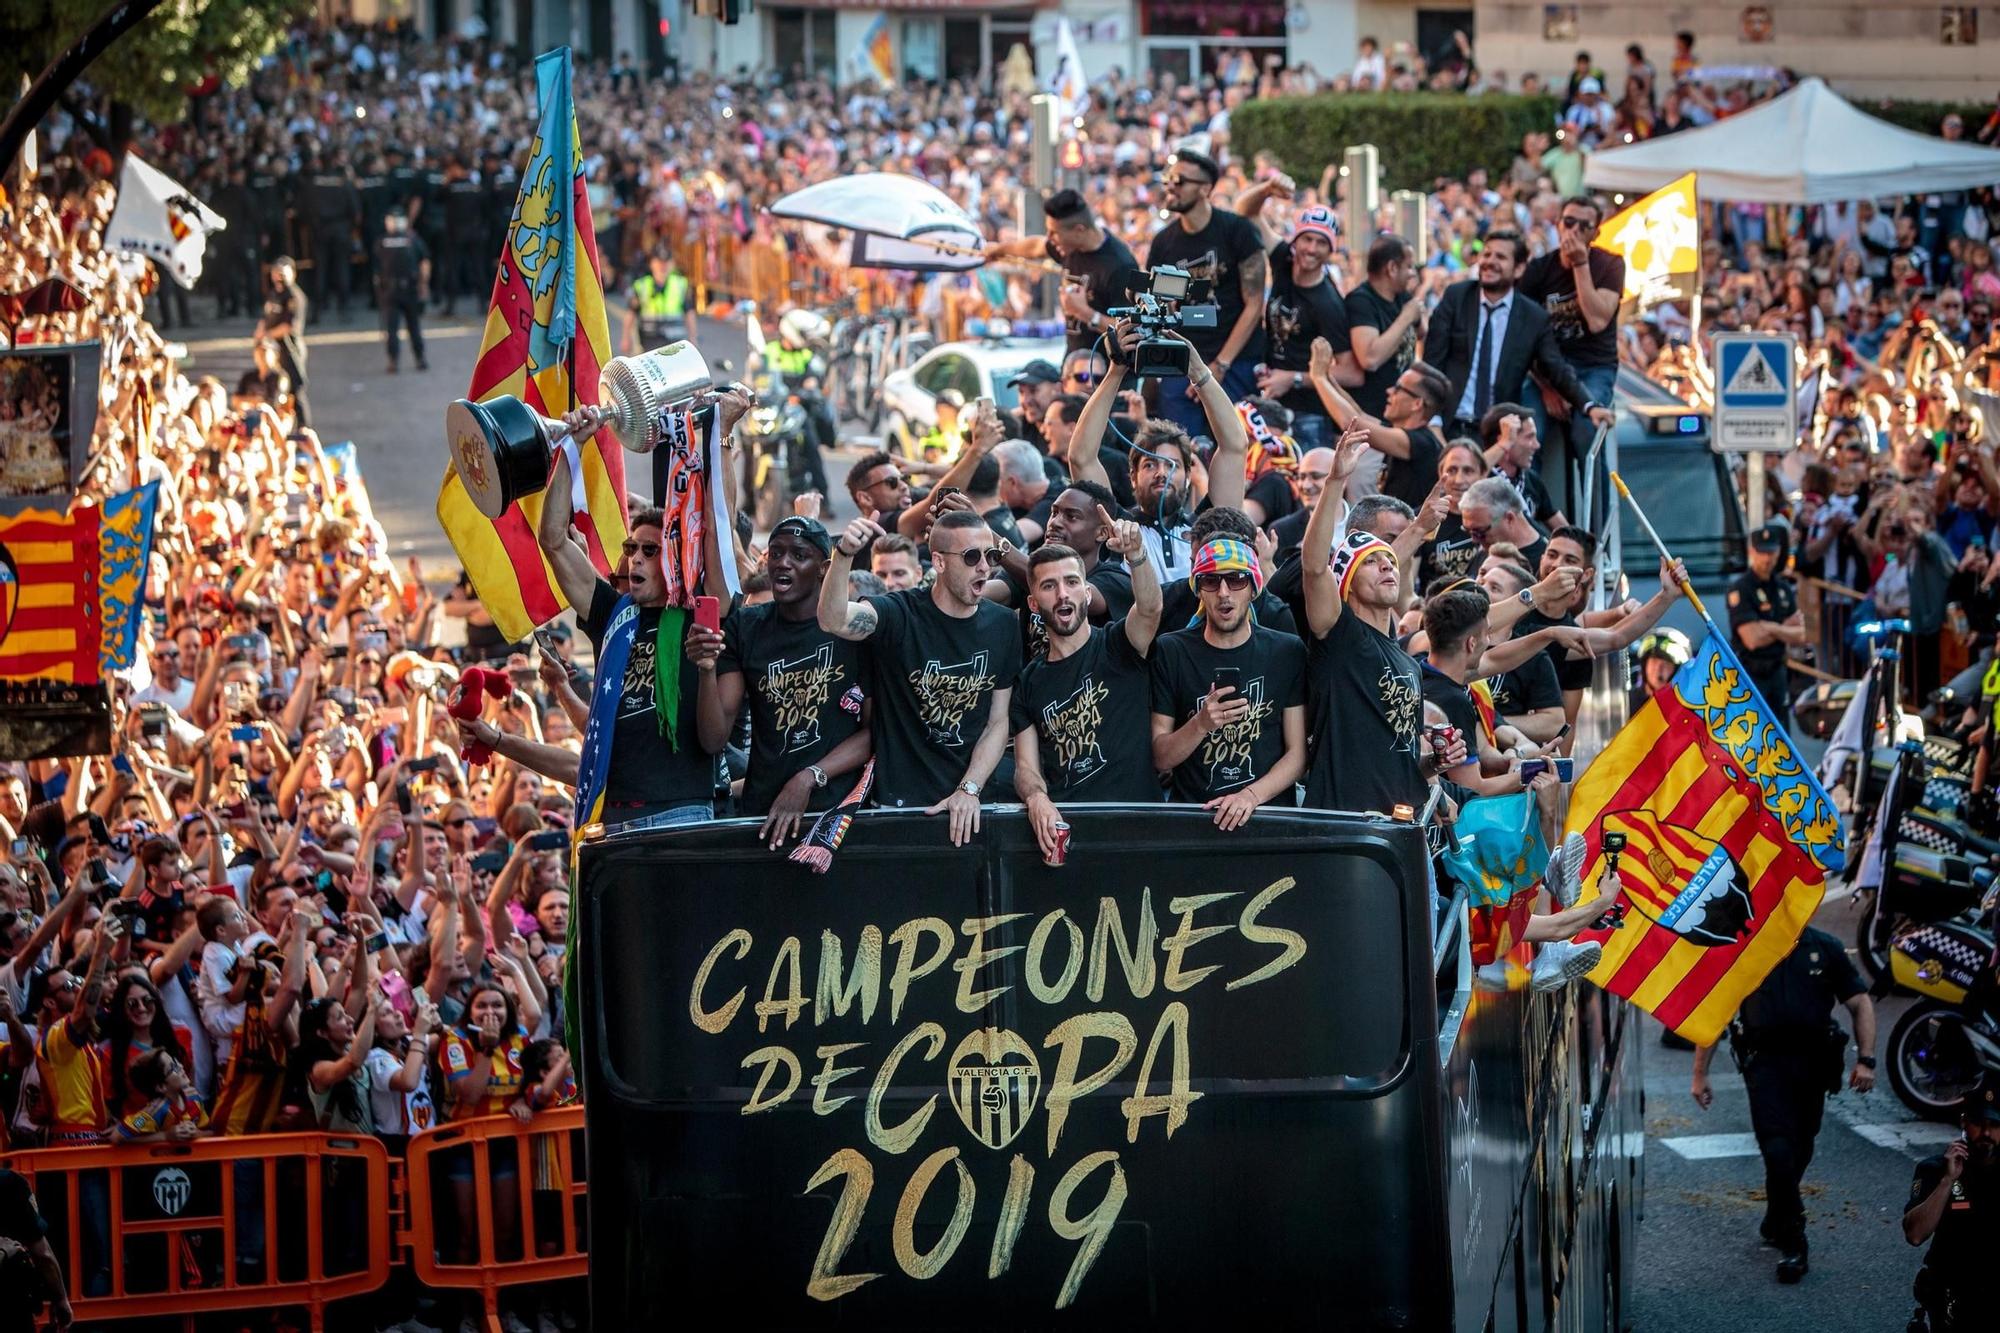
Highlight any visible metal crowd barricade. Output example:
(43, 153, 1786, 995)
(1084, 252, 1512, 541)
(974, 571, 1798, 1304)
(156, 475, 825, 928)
(1797, 575, 1867, 684)
(0, 1131, 391, 1331)
(401, 1105, 588, 1328)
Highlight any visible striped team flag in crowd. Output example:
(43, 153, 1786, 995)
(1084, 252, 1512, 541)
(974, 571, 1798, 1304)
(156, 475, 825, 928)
(0, 482, 158, 683)
(435, 47, 625, 643)
(1565, 628, 1845, 1044)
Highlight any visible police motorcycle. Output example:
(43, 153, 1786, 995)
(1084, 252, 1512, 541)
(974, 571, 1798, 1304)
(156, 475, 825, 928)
(1791, 621, 1982, 983)
(737, 308, 826, 530)
(1884, 879, 2000, 1119)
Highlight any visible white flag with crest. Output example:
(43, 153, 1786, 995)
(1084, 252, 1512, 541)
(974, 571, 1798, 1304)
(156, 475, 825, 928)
(1046, 18, 1089, 127)
(103, 153, 226, 289)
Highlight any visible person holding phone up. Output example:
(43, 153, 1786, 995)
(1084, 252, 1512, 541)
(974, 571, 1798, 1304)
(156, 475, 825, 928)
(1902, 1072, 2000, 1330)
(1148, 531, 1307, 830)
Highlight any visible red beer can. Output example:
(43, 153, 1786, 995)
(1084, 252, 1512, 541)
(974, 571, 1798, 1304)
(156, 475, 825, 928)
(1045, 819, 1072, 867)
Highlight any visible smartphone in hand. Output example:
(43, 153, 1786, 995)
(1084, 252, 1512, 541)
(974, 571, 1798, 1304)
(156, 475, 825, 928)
(694, 595, 722, 635)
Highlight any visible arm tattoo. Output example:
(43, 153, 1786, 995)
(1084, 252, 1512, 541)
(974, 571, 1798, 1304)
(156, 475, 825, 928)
(849, 603, 879, 637)
(1239, 249, 1268, 300)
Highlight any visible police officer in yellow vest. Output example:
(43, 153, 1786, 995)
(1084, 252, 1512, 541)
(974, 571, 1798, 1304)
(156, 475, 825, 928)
(765, 309, 834, 494)
(623, 252, 694, 355)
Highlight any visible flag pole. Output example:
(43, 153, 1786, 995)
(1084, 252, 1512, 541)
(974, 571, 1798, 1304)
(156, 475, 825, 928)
(1610, 471, 1709, 622)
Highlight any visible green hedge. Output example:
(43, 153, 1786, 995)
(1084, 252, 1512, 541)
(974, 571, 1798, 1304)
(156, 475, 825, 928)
(1857, 98, 1990, 136)
(1231, 93, 1560, 194)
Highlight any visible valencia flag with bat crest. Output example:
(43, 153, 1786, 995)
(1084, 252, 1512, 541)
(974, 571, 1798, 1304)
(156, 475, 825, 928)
(1565, 630, 1845, 1045)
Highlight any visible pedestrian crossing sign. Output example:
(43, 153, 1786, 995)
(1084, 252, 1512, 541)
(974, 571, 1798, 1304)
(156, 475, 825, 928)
(1711, 332, 1797, 452)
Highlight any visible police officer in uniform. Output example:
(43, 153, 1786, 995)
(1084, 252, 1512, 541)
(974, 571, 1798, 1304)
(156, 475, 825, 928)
(1728, 522, 1805, 723)
(374, 207, 430, 374)
(385, 144, 425, 217)
(1904, 1071, 2000, 1331)
(765, 309, 834, 496)
(415, 153, 450, 302)
(440, 159, 486, 316)
(355, 152, 393, 307)
(211, 161, 260, 319)
(622, 251, 694, 355)
(300, 150, 360, 318)
(1691, 925, 1876, 1283)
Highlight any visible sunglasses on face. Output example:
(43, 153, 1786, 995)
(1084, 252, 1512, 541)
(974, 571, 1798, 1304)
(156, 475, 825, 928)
(1069, 370, 1096, 384)
(447, 817, 472, 828)
(621, 541, 662, 560)
(943, 546, 1004, 569)
(1559, 216, 1596, 230)
(126, 993, 156, 1009)
(866, 473, 907, 491)
(1195, 571, 1254, 591)
(1164, 175, 1211, 190)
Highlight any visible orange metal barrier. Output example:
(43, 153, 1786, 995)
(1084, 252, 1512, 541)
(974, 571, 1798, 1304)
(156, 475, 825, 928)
(1, 1131, 392, 1331)
(401, 1106, 588, 1327)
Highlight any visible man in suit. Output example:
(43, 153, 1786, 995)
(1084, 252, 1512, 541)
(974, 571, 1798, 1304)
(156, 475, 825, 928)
(1422, 231, 1614, 442)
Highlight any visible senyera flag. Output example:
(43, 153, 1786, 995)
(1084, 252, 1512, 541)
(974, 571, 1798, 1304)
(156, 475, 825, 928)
(1594, 171, 1698, 321)
(0, 481, 159, 684)
(1566, 628, 1845, 1044)
(435, 47, 625, 642)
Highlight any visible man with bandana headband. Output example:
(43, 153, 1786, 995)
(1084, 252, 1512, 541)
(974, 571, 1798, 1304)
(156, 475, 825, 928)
(1148, 535, 1306, 829)
(1903, 1071, 2000, 1330)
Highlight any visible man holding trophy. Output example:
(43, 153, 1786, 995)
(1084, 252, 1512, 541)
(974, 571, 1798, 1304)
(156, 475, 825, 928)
(529, 380, 753, 830)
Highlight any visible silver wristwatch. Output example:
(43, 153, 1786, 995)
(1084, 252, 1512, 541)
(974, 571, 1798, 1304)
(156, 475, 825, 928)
(959, 779, 981, 796)
(808, 764, 828, 788)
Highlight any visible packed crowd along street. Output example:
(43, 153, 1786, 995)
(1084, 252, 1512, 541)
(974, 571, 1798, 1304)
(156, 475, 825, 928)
(1, 8, 1999, 1332)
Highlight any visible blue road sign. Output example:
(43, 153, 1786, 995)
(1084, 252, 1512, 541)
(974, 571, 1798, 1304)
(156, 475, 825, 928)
(1711, 332, 1797, 452)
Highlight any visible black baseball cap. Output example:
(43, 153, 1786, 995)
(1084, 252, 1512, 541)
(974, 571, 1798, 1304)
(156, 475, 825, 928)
(1008, 360, 1062, 388)
(1748, 522, 1788, 552)
(769, 516, 832, 557)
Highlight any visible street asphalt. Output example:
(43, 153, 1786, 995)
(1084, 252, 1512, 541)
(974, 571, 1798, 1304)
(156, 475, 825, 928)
(168, 297, 1948, 1332)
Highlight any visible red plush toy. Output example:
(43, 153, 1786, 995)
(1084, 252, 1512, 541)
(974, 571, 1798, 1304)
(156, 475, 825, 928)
(450, 666, 512, 766)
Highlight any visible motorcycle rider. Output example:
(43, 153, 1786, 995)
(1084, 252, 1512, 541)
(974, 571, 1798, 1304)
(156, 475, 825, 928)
(1902, 1072, 2000, 1331)
(764, 310, 835, 497)
(623, 250, 696, 356)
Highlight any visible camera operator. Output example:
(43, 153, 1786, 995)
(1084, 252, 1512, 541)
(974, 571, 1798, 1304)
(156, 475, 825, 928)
(1902, 1073, 2000, 1332)
(1148, 150, 1266, 437)
(1064, 320, 1249, 582)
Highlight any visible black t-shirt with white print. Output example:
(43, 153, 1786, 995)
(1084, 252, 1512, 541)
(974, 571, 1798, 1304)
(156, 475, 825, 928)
(1149, 625, 1305, 802)
(1303, 609, 1424, 814)
(581, 580, 715, 811)
(717, 602, 869, 815)
(1418, 513, 1484, 594)
(1010, 622, 1161, 802)
(861, 589, 1024, 808)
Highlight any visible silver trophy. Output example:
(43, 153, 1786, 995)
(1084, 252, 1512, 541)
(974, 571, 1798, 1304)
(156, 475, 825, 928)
(445, 341, 726, 519)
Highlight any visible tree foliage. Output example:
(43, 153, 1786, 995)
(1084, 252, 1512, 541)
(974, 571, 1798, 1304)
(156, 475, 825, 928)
(0, 0, 310, 126)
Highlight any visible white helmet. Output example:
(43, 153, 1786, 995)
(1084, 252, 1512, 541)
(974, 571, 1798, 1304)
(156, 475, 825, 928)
(779, 309, 830, 346)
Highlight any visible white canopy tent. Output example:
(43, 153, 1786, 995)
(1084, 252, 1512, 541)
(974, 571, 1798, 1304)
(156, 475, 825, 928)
(1582, 77, 2000, 204)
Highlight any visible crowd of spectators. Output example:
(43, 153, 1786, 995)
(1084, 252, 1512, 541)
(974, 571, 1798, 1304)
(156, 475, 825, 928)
(0, 145, 582, 1331)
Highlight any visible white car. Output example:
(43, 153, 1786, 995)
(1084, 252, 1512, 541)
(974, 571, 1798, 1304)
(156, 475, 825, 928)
(878, 336, 1067, 459)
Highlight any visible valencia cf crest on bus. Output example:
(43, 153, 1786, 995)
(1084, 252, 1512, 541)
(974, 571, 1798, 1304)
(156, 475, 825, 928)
(1602, 810, 1755, 947)
(948, 1028, 1042, 1150)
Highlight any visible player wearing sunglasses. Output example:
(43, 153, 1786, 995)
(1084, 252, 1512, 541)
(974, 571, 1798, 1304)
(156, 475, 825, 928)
(821, 509, 1023, 841)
